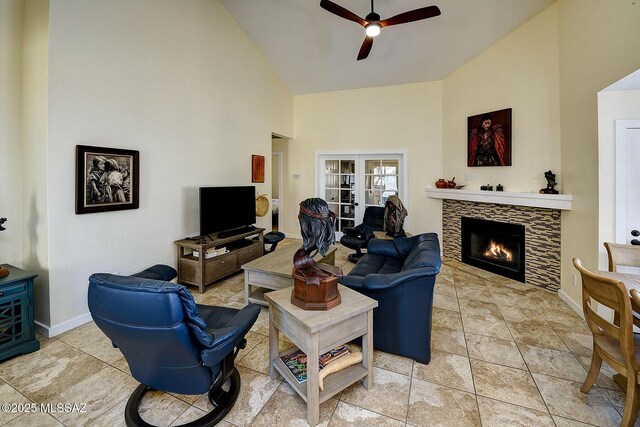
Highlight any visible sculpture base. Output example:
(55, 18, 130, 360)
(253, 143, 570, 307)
(0, 267, 9, 278)
(291, 272, 341, 311)
(539, 188, 559, 194)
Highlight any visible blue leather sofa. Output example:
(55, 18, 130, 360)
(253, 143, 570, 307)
(339, 233, 441, 364)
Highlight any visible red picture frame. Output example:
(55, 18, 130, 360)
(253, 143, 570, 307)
(252, 155, 265, 183)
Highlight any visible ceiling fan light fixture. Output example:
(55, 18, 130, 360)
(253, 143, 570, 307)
(365, 23, 381, 37)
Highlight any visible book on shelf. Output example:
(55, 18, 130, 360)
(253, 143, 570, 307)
(279, 345, 350, 384)
(192, 247, 228, 259)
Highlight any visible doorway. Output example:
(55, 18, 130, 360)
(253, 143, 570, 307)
(272, 151, 282, 231)
(316, 152, 406, 238)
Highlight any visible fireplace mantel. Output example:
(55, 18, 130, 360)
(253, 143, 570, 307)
(425, 188, 572, 210)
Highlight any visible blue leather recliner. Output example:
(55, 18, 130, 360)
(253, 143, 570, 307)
(339, 233, 442, 364)
(88, 265, 260, 427)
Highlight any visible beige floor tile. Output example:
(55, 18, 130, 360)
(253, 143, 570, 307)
(545, 310, 591, 334)
(372, 350, 414, 376)
(507, 320, 570, 352)
(532, 373, 621, 426)
(57, 321, 123, 364)
(137, 390, 190, 427)
(412, 350, 474, 393)
(519, 344, 587, 382)
(432, 307, 463, 331)
(458, 298, 504, 319)
(434, 281, 456, 297)
(466, 333, 526, 369)
(251, 382, 338, 427)
(497, 304, 544, 322)
(55, 366, 138, 426)
(0, 381, 31, 425)
(0, 339, 106, 403)
(551, 415, 598, 426)
(340, 367, 410, 421)
(2, 412, 64, 427)
(169, 407, 209, 426)
(237, 338, 292, 375)
(407, 378, 481, 427)
(433, 292, 460, 312)
(470, 359, 547, 412)
(431, 326, 467, 356)
(89, 398, 127, 427)
(249, 307, 271, 336)
(111, 356, 132, 376)
(461, 313, 513, 340)
(556, 330, 593, 357)
(195, 366, 280, 427)
(329, 401, 404, 427)
(477, 396, 555, 427)
(455, 284, 495, 304)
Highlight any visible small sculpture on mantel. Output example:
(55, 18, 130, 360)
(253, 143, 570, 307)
(540, 170, 559, 194)
(291, 198, 343, 310)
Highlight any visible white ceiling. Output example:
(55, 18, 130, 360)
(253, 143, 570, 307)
(220, 0, 555, 95)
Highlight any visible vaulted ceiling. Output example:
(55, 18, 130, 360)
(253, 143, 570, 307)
(220, 0, 555, 95)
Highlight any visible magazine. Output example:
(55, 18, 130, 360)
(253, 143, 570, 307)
(280, 345, 350, 384)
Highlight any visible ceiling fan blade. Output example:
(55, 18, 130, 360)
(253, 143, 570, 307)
(357, 36, 374, 61)
(320, 0, 367, 27)
(380, 5, 441, 28)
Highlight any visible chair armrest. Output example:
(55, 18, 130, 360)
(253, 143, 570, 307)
(362, 268, 436, 290)
(200, 325, 245, 368)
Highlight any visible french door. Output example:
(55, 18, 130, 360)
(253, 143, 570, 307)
(318, 153, 405, 237)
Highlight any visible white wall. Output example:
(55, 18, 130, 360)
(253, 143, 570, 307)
(289, 81, 443, 239)
(443, 3, 561, 193)
(0, 0, 24, 267)
(43, 0, 292, 331)
(597, 89, 640, 267)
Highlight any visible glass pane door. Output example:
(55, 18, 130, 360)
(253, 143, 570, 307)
(324, 159, 356, 234)
(364, 159, 399, 208)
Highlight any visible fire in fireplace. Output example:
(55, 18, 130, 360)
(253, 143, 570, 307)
(461, 217, 525, 282)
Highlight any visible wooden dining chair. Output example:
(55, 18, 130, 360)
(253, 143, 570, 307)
(573, 257, 640, 427)
(605, 242, 640, 272)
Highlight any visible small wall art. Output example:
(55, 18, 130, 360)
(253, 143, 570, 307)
(76, 145, 139, 214)
(467, 108, 512, 167)
(252, 154, 265, 183)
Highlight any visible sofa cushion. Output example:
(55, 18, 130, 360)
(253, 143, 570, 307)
(402, 233, 441, 273)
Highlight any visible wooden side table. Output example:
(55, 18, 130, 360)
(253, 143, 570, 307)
(265, 285, 377, 426)
(0, 265, 39, 362)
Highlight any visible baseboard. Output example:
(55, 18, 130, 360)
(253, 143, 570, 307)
(35, 312, 93, 338)
(558, 289, 584, 319)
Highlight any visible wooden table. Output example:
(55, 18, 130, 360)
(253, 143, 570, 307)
(265, 285, 377, 427)
(241, 243, 336, 306)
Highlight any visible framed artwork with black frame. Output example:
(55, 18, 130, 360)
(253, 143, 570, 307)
(467, 108, 512, 167)
(76, 145, 139, 214)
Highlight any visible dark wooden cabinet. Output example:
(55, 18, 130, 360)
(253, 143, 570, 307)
(175, 228, 264, 293)
(0, 265, 39, 362)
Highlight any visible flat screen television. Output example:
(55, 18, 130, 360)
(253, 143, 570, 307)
(200, 186, 256, 236)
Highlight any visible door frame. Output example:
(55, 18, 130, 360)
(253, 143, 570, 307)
(314, 149, 409, 227)
(272, 151, 283, 231)
(615, 120, 640, 243)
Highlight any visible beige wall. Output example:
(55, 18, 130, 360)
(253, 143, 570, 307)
(22, 0, 50, 326)
(597, 89, 640, 268)
(0, 0, 24, 267)
(289, 81, 443, 239)
(558, 0, 640, 304)
(443, 3, 561, 192)
(41, 0, 293, 331)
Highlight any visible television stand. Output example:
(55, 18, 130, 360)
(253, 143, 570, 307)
(174, 228, 264, 293)
(218, 225, 256, 239)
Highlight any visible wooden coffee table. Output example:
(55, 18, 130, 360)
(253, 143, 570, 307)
(241, 243, 336, 306)
(265, 285, 377, 426)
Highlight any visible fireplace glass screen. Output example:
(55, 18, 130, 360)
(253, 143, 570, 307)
(461, 217, 525, 282)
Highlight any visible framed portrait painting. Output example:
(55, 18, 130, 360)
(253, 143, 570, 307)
(76, 145, 139, 214)
(467, 108, 512, 167)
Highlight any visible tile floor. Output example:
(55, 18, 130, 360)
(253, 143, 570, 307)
(0, 239, 634, 426)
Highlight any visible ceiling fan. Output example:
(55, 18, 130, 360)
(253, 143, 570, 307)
(320, 0, 441, 60)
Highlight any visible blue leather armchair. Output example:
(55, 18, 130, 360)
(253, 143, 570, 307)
(88, 265, 260, 427)
(339, 233, 441, 364)
(340, 206, 385, 263)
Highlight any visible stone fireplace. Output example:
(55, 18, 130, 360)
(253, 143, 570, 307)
(461, 217, 526, 283)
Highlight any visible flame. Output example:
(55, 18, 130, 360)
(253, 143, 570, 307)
(483, 240, 512, 262)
